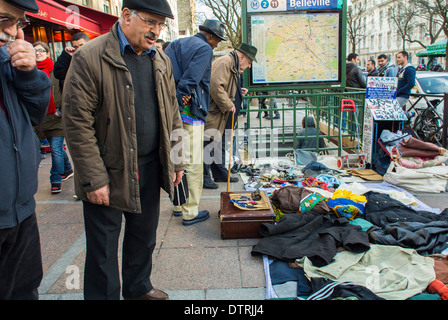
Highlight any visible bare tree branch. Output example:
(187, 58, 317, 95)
(346, 2, 370, 53)
(198, 0, 242, 47)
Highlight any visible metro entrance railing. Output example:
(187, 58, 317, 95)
(234, 89, 367, 159)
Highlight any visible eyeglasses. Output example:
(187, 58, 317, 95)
(35, 48, 47, 53)
(0, 16, 30, 30)
(130, 10, 167, 30)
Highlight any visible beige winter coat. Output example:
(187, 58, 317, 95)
(204, 52, 239, 141)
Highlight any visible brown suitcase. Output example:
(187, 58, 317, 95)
(219, 191, 276, 239)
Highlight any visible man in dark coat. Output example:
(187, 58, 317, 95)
(0, 0, 51, 300)
(396, 51, 416, 107)
(63, 0, 185, 300)
(165, 19, 225, 225)
(366, 59, 379, 77)
(346, 53, 366, 88)
(53, 32, 90, 91)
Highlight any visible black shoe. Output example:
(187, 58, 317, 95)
(61, 169, 74, 181)
(231, 163, 242, 174)
(203, 181, 218, 189)
(215, 176, 239, 183)
(51, 183, 62, 194)
(173, 210, 182, 217)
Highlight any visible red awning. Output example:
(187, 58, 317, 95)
(56, 0, 118, 35)
(27, 0, 115, 37)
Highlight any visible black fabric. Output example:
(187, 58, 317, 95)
(53, 50, 72, 91)
(173, 171, 188, 206)
(307, 278, 385, 300)
(251, 213, 370, 267)
(0, 213, 43, 300)
(203, 136, 229, 182)
(365, 193, 448, 255)
(122, 48, 160, 164)
(82, 159, 162, 300)
(122, 0, 174, 19)
(364, 193, 448, 227)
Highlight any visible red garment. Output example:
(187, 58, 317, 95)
(36, 57, 56, 115)
(427, 279, 448, 300)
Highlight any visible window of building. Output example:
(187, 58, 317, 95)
(103, 0, 111, 14)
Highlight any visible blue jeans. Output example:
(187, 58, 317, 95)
(48, 136, 72, 184)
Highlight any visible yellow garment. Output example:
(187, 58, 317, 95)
(331, 189, 366, 203)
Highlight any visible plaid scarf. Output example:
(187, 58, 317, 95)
(377, 61, 390, 77)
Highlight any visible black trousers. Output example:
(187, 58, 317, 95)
(82, 159, 161, 300)
(203, 138, 228, 184)
(0, 213, 43, 300)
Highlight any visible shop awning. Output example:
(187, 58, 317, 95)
(27, 0, 115, 37)
(56, 0, 118, 35)
(416, 39, 447, 57)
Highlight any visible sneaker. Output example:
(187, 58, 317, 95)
(51, 183, 62, 194)
(173, 210, 183, 217)
(61, 169, 74, 181)
(182, 210, 210, 226)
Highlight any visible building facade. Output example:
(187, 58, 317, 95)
(24, 0, 187, 59)
(177, 0, 198, 38)
(349, 0, 445, 69)
(24, 0, 120, 60)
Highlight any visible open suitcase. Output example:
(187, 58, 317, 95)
(219, 191, 276, 239)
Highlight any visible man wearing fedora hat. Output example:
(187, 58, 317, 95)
(0, 0, 52, 299)
(62, 0, 185, 300)
(203, 43, 257, 187)
(165, 19, 225, 225)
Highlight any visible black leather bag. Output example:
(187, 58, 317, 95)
(173, 171, 188, 206)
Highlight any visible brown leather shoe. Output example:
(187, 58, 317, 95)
(129, 288, 169, 300)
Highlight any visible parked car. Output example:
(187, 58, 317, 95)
(410, 71, 448, 114)
(409, 71, 448, 145)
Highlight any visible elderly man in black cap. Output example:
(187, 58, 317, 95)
(164, 19, 225, 226)
(0, 0, 52, 300)
(62, 0, 185, 300)
(203, 43, 257, 186)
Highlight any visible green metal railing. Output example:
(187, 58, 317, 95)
(235, 89, 366, 157)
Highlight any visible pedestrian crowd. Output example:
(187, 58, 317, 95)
(345, 51, 418, 107)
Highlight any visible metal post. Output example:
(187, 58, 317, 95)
(443, 93, 448, 149)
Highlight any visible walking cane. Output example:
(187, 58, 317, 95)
(227, 111, 235, 192)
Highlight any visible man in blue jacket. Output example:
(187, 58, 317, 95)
(396, 51, 416, 108)
(0, 0, 51, 299)
(165, 19, 225, 225)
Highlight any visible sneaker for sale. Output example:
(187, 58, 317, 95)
(51, 183, 62, 194)
(61, 169, 74, 181)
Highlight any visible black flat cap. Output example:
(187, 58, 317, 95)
(122, 0, 174, 19)
(5, 0, 39, 13)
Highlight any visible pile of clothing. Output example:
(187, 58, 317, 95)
(252, 181, 448, 300)
(378, 130, 448, 193)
